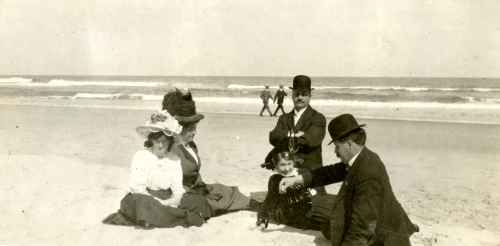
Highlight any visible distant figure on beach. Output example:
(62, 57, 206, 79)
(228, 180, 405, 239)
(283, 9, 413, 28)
(279, 114, 419, 245)
(103, 110, 211, 228)
(273, 85, 287, 116)
(163, 89, 261, 216)
(257, 151, 315, 230)
(266, 75, 327, 195)
(260, 85, 274, 117)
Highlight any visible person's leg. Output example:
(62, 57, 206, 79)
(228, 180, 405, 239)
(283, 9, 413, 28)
(280, 104, 285, 114)
(179, 193, 211, 220)
(273, 105, 279, 116)
(266, 104, 273, 116)
(206, 183, 260, 216)
(260, 104, 266, 116)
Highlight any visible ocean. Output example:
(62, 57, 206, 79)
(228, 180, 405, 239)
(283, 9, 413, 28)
(1, 75, 500, 124)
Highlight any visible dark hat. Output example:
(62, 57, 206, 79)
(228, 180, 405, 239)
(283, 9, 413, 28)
(327, 114, 366, 145)
(289, 75, 314, 91)
(162, 88, 204, 123)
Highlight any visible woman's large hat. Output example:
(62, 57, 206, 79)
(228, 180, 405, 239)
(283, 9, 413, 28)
(327, 114, 366, 145)
(289, 75, 314, 91)
(135, 110, 183, 139)
(162, 88, 204, 123)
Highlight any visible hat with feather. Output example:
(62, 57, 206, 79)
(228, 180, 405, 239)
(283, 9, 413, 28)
(162, 88, 204, 123)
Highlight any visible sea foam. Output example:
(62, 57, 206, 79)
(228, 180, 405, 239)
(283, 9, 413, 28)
(48, 80, 162, 87)
(0, 77, 33, 83)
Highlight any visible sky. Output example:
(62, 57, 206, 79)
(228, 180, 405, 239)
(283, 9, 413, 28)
(1, 0, 499, 77)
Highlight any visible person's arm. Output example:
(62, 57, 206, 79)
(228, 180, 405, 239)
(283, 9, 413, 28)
(273, 92, 278, 103)
(269, 115, 290, 146)
(129, 151, 151, 195)
(167, 157, 186, 207)
(260, 91, 265, 100)
(302, 162, 348, 188)
(296, 112, 326, 148)
(342, 178, 382, 245)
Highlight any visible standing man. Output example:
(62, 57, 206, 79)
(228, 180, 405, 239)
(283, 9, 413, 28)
(273, 85, 287, 116)
(279, 114, 419, 246)
(268, 75, 327, 194)
(260, 85, 274, 117)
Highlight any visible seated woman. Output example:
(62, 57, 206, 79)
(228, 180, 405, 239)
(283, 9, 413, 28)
(256, 151, 316, 230)
(103, 110, 211, 228)
(162, 89, 260, 216)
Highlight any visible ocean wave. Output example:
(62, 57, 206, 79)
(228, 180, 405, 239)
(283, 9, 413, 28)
(227, 84, 500, 92)
(73, 93, 124, 99)
(129, 94, 163, 101)
(47, 79, 163, 87)
(0, 77, 33, 83)
(228, 84, 282, 90)
(23, 93, 500, 110)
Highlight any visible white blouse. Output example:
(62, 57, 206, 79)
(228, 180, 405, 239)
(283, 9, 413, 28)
(129, 149, 185, 203)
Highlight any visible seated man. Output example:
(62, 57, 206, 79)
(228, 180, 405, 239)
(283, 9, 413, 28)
(280, 114, 418, 246)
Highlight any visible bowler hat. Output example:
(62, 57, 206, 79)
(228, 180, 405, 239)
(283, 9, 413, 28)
(289, 75, 314, 91)
(327, 114, 366, 145)
(162, 88, 204, 123)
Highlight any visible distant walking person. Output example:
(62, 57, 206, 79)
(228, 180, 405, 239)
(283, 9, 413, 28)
(260, 85, 274, 117)
(273, 85, 287, 116)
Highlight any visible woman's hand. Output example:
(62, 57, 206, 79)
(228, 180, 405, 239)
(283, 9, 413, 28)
(154, 197, 181, 208)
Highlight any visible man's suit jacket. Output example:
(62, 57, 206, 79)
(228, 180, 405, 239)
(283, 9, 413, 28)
(303, 147, 418, 246)
(260, 90, 273, 104)
(268, 106, 326, 172)
(171, 142, 203, 187)
(273, 90, 287, 104)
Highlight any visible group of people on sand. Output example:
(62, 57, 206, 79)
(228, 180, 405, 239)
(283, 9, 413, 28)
(104, 75, 420, 246)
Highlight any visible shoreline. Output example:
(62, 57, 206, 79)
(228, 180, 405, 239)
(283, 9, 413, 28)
(1, 100, 499, 125)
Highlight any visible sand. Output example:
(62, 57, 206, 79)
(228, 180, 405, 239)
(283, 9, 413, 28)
(0, 105, 499, 246)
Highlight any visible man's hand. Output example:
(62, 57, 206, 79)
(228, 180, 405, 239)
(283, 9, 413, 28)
(294, 131, 305, 137)
(279, 176, 304, 194)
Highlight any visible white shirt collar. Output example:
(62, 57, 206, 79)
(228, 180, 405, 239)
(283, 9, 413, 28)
(294, 106, 307, 125)
(347, 150, 361, 166)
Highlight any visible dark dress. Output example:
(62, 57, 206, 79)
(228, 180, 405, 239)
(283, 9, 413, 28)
(104, 189, 210, 228)
(258, 174, 316, 230)
(172, 143, 259, 216)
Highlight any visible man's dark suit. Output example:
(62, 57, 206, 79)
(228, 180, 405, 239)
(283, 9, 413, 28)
(260, 90, 273, 116)
(273, 90, 287, 115)
(268, 106, 326, 193)
(303, 147, 418, 246)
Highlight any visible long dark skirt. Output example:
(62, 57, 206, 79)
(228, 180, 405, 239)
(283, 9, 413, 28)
(103, 189, 211, 228)
(207, 183, 259, 216)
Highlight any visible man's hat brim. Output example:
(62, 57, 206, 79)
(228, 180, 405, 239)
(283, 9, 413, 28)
(327, 124, 366, 145)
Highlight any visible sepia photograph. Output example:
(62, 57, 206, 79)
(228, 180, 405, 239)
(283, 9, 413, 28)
(1, 1, 499, 245)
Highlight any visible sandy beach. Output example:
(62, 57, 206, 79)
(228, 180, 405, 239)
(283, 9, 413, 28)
(1, 104, 499, 246)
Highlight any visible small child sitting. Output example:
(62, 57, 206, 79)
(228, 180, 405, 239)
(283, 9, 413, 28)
(256, 151, 316, 230)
